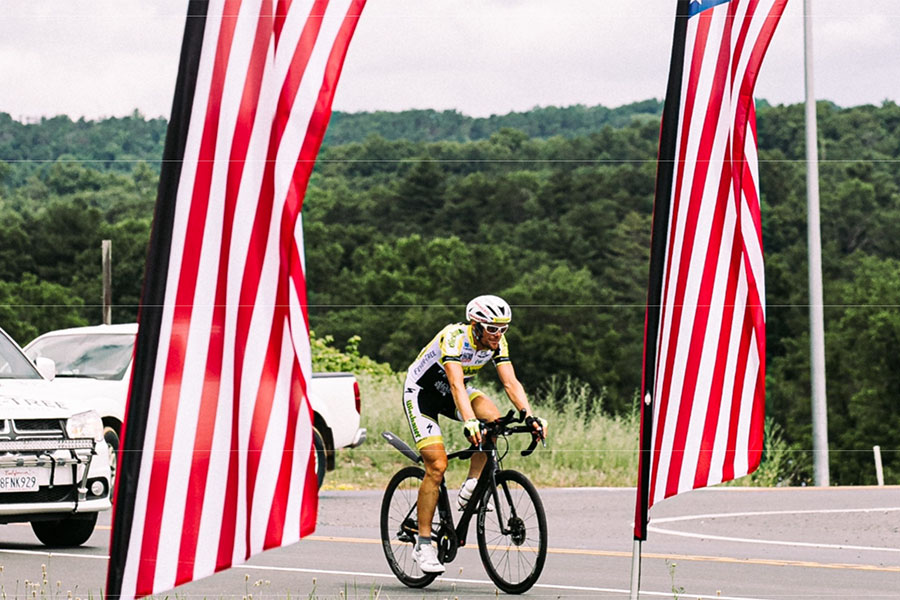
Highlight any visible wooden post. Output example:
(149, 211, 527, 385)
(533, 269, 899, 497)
(874, 446, 884, 486)
(102, 239, 112, 325)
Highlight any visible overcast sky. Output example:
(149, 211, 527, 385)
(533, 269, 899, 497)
(0, 0, 897, 122)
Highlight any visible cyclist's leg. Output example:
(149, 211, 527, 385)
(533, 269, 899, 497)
(467, 391, 501, 480)
(402, 382, 447, 540)
(417, 442, 447, 539)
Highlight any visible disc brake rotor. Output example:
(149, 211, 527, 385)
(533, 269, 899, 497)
(508, 516, 527, 546)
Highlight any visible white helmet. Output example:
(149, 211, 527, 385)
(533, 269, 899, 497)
(466, 295, 511, 324)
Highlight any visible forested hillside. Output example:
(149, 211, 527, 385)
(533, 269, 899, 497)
(1, 100, 898, 485)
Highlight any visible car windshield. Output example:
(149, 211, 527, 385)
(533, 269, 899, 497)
(0, 332, 42, 379)
(26, 333, 135, 380)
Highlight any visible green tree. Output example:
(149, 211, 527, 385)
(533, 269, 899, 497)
(0, 274, 88, 343)
(825, 255, 900, 484)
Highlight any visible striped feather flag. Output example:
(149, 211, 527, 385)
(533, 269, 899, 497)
(106, 1, 366, 597)
(635, 0, 787, 539)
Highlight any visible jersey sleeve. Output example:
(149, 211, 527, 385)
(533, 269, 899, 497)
(492, 334, 511, 365)
(439, 324, 466, 365)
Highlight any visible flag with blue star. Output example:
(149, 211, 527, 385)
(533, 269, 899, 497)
(689, 0, 731, 17)
(635, 0, 790, 541)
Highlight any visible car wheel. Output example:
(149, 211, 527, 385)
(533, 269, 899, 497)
(104, 426, 120, 500)
(31, 512, 99, 547)
(313, 428, 327, 489)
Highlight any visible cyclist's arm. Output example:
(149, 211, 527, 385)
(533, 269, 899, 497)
(496, 362, 532, 416)
(498, 363, 548, 437)
(445, 361, 476, 422)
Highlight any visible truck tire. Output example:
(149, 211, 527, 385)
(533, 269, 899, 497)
(104, 425, 120, 501)
(31, 512, 99, 547)
(313, 428, 327, 489)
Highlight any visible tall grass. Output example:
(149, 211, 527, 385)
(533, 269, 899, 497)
(727, 417, 810, 487)
(331, 373, 800, 490)
(329, 373, 641, 490)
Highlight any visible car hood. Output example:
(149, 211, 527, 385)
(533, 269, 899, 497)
(0, 379, 88, 419)
(39, 376, 127, 401)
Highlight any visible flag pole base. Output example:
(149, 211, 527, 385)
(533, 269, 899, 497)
(630, 539, 642, 600)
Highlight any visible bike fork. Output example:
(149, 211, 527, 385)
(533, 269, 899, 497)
(487, 470, 512, 532)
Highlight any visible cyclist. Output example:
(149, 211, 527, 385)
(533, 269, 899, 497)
(402, 294, 547, 573)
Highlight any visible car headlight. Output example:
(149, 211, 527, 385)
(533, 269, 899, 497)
(66, 411, 104, 441)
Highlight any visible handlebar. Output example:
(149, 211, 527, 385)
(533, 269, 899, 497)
(466, 409, 546, 457)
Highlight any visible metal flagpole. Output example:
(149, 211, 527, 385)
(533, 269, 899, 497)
(804, 0, 830, 486)
(629, 539, 642, 600)
(631, 2, 689, 596)
(631, 393, 652, 600)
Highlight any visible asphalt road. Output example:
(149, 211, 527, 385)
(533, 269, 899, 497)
(1, 486, 898, 599)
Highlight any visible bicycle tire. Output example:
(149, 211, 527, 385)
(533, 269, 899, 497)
(379, 466, 439, 588)
(476, 469, 547, 594)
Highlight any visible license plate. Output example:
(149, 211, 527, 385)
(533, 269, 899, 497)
(0, 467, 40, 493)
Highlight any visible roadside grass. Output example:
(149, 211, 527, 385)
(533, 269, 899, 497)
(326, 373, 641, 490)
(328, 373, 800, 491)
(0, 566, 384, 600)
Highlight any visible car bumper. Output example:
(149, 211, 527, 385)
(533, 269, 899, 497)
(0, 497, 111, 519)
(0, 442, 112, 522)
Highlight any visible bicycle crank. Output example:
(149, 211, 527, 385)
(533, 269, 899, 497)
(398, 518, 418, 543)
(436, 524, 459, 563)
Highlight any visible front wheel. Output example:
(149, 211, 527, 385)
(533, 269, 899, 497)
(104, 426, 120, 501)
(476, 469, 547, 594)
(379, 466, 438, 588)
(31, 512, 99, 547)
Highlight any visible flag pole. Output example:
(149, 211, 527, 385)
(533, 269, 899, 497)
(631, 3, 689, 597)
(804, 0, 830, 486)
(105, 2, 209, 598)
(630, 391, 654, 600)
(629, 539, 643, 600)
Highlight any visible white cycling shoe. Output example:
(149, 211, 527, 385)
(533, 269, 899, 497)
(412, 543, 445, 574)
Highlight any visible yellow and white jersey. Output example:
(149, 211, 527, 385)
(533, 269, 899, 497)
(402, 322, 512, 449)
(406, 323, 510, 396)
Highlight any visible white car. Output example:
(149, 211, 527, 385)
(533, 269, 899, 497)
(24, 323, 135, 482)
(0, 326, 113, 547)
(25, 323, 366, 489)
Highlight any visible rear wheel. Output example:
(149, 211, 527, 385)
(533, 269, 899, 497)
(31, 512, 99, 547)
(312, 428, 327, 489)
(379, 466, 438, 588)
(476, 469, 547, 594)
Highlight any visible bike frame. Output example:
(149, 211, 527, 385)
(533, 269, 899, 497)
(436, 438, 510, 548)
(381, 411, 546, 592)
(381, 430, 519, 551)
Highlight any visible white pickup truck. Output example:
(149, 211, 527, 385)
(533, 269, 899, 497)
(24, 323, 366, 488)
(0, 326, 113, 547)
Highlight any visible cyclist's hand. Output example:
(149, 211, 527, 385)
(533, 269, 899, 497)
(526, 415, 548, 440)
(463, 418, 483, 446)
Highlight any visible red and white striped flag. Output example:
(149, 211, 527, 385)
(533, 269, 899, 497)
(107, 1, 366, 597)
(635, 0, 787, 539)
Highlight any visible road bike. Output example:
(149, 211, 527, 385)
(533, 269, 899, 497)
(379, 410, 547, 594)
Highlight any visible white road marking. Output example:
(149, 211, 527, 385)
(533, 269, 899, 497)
(652, 506, 900, 523)
(0, 548, 107, 559)
(237, 563, 778, 600)
(649, 506, 900, 553)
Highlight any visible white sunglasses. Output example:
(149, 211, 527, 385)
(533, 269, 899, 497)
(482, 323, 509, 335)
